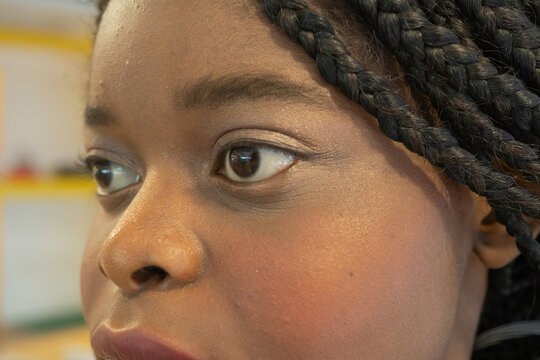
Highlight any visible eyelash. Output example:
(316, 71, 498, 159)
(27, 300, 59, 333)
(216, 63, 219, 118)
(75, 154, 93, 174)
(81, 139, 302, 201)
(213, 140, 300, 170)
(78, 154, 105, 174)
(79, 154, 142, 199)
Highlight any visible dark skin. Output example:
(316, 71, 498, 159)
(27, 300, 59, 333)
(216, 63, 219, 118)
(81, 0, 540, 358)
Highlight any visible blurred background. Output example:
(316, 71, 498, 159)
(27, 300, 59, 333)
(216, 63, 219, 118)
(0, 0, 98, 359)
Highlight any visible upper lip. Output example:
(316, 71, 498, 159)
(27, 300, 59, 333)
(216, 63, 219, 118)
(91, 325, 199, 360)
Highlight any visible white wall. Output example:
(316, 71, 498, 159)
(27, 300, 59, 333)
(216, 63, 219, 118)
(0, 0, 96, 173)
(0, 46, 90, 173)
(0, 0, 97, 36)
(3, 198, 96, 327)
(0, 0, 99, 328)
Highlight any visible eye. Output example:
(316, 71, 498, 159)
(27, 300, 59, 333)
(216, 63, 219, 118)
(219, 145, 296, 183)
(87, 157, 141, 196)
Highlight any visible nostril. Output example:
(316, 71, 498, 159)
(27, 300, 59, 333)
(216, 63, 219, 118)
(131, 265, 169, 286)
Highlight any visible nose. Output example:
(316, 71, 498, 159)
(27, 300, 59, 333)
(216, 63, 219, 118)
(97, 201, 206, 295)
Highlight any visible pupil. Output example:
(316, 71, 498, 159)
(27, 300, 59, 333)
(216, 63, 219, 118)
(229, 146, 260, 177)
(93, 161, 112, 187)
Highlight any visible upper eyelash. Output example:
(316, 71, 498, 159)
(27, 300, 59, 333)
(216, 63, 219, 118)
(75, 154, 93, 174)
(81, 142, 300, 180)
(214, 140, 300, 171)
(76, 154, 112, 176)
(219, 139, 301, 156)
(84, 155, 100, 168)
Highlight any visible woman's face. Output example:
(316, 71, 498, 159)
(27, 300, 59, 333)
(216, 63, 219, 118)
(81, 0, 489, 359)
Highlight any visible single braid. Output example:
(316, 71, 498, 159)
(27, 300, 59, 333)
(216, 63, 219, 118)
(261, 0, 540, 266)
(453, 0, 540, 93)
(346, 0, 540, 146)
(417, 0, 479, 50)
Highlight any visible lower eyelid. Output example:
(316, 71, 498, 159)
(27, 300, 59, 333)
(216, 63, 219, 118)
(96, 173, 142, 195)
(213, 156, 299, 186)
(97, 186, 139, 213)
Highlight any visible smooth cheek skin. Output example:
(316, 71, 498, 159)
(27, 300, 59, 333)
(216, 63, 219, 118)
(204, 160, 464, 359)
(81, 0, 481, 359)
(210, 197, 459, 359)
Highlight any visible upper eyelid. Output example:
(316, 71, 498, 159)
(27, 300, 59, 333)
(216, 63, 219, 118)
(217, 139, 303, 158)
(84, 154, 105, 168)
(84, 149, 142, 175)
(213, 129, 322, 159)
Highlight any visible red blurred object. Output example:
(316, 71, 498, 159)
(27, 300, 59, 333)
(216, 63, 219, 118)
(8, 156, 37, 180)
(10, 163, 35, 179)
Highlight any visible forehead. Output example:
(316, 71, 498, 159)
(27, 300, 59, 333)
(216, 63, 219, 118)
(88, 0, 330, 120)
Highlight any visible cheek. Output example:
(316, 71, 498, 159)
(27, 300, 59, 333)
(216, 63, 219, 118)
(208, 175, 463, 358)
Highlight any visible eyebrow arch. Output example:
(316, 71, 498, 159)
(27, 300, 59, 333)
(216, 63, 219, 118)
(84, 106, 113, 127)
(85, 73, 330, 127)
(175, 73, 330, 110)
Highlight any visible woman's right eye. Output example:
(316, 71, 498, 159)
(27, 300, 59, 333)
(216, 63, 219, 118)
(86, 158, 141, 196)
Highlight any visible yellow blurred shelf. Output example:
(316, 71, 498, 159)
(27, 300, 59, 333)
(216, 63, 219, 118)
(0, 27, 93, 54)
(0, 326, 93, 360)
(0, 177, 96, 198)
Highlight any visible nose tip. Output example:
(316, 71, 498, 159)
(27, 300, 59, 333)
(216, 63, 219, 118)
(98, 245, 205, 294)
(97, 224, 206, 295)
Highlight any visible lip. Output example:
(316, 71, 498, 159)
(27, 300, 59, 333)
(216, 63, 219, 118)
(91, 325, 199, 360)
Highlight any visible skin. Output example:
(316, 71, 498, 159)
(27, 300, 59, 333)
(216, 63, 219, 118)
(81, 0, 530, 358)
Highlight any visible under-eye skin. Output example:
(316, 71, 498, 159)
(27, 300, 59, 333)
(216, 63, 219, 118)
(85, 155, 141, 196)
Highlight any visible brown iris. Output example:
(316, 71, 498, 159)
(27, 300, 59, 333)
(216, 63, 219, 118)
(229, 146, 260, 178)
(92, 160, 112, 188)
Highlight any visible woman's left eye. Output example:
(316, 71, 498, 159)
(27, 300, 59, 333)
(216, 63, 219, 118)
(218, 144, 296, 183)
(87, 158, 141, 196)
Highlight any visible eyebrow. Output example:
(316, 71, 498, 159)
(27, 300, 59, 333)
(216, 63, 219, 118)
(84, 106, 112, 127)
(175, 73, 329, 110)
(85, 73, 330, 128)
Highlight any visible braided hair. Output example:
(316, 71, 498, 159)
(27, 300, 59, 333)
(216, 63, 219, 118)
(95, 0, 540, 358)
